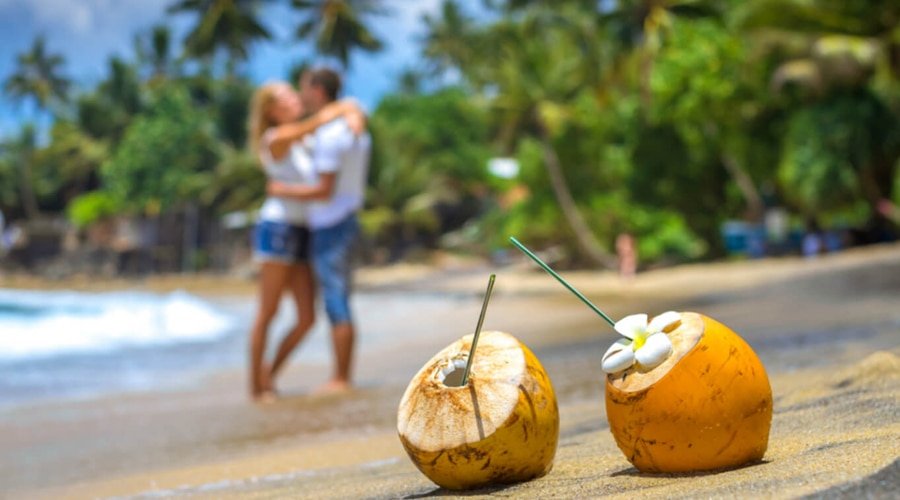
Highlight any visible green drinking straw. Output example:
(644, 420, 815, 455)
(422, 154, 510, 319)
(461, 273, 496, 386)
(509, 236, 616, 328)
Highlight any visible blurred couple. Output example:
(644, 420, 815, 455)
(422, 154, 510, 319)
(246, 68, 371, 402)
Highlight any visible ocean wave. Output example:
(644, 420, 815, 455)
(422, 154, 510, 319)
(0, 289, 235, 361)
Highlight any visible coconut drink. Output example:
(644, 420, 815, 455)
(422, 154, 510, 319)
(510, 237, 772, 473)
(602, 311, 772, 472)
(397, 276, 560, 490)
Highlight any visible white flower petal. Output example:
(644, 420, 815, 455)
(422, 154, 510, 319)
(634, 332, 673, 369)
(647, 311, 681, 334)
(602, 339, 635, 374)
(614, 314, 648, 340)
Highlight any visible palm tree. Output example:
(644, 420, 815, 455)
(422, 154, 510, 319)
(483, 14, 619, 267)
(102, 57, 143, 116)
(167, 0, 272, 74)
(292, 0, 385, 68)
(3, 36, 70, 220)
(3, 35, 70, 113)
(135, 24, 178, 81)
(0, 144, 21, 213)
(419, 3, 618, 265)
(74, 57, 143, 146)
(598, 0, 721, 105)
(398, 68, 422, 94)
(3, 125, 39, 219)
(422, 0, 475, 77)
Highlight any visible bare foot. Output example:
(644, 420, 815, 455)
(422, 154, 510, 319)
(260, 363, 275, 394)
(313, 379, 352, 396)
(253, 390, 278, 405)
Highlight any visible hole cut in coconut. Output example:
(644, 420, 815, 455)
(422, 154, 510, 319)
(437, 357, 470, 387)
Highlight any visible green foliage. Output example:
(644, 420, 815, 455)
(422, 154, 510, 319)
(423, 0, 475, 76)
(779, 89, 898, 215)
(3, 36, 70, 221)
(3, 35, 70, 111)
(367, 87, 492, 238)
(649, 19, 744, 136)
(214, 78, 254, 146)
(76, 58, 144, 144)
(31, 121, 108, 210)
(0, 124, 40, 219)
(167, 0, 272, 67)
(101, 85, 219, 212)
(293, 0, 385, 68)
(66, 191, 121, 228)
(895, 159, 900, 205)
(359, 206, 396, 239)
(0, 152, 19, 211)
(489, 128, 707, 263)
(587, 193, 707, 262)
(135, 24, 177, 80)
(197, 145, 265, 213)
(101, 57, 143, 116)
(372, 87, 490, 193)
(635, 213, 707, 262)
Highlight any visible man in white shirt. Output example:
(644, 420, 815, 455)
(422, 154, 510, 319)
(267, 68, 371, 393)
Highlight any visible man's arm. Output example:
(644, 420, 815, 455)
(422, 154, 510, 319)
(269, 120, 359, 201)
(267, 173, 337, 201)
(267, 100, 365, 161)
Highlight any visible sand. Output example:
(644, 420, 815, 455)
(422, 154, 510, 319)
(2, 243, 899, 499)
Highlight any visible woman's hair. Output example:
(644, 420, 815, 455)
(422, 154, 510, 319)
(247, 81, 285, 155)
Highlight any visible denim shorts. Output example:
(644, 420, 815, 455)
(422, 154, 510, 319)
(253, 220, 310, 264)
(312, 214, 359, 325)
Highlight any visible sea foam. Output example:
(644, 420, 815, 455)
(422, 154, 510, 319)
(0, 289, 234, 361)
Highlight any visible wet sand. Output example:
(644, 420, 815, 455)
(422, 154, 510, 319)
(2, 244, 899, 499)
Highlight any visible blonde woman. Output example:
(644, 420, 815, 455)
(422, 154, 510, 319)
(246, 81, 364, 401)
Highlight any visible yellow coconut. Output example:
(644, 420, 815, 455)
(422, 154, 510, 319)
(397, 331, 559, 490)
(605, 312, 772, 473)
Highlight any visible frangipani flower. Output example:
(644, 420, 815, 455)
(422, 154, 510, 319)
(602, 311, 681, 374)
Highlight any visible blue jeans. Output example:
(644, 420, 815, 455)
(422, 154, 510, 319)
(312, 214, 359, 325)
(253, 220, 310, 264)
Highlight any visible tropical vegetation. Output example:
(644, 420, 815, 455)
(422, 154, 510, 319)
(0, 0, 897, 272)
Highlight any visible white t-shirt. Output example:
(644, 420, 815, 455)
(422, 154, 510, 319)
(308, 118, 371, 229)
(258, 132, 316, 225)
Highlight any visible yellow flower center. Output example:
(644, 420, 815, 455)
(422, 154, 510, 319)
(632, 332, 647, 351)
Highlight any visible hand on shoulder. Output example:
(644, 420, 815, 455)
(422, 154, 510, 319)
(326, 98, 367, 136)
(345, 111, 367, 135)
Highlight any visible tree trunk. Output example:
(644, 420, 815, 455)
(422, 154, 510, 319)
(19, 156, 40, 220)
(721, 153, 764, 222)
(858, 162, 899, 229)
(182, 202, 199, 272)
(538, 129, 617, 268)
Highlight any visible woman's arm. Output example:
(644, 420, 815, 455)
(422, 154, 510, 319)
(267, 173, 337, 201)
(265, 99, 366, 160)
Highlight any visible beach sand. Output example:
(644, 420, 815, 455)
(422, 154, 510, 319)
(2, 244, 899, 499)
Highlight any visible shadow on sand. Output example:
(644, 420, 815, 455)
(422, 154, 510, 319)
(610, 459, 770, 478)
(403, 482, 519, 498)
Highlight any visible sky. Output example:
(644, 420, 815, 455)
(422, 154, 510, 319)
(0, 0, 449, 137)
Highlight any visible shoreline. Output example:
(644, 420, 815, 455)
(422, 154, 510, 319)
(2, 241, 898, 298)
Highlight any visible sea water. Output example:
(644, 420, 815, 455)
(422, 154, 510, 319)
(0, 288, 249, 408)
(0, 287, 477, 409)
(0, 289, 233, 360)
